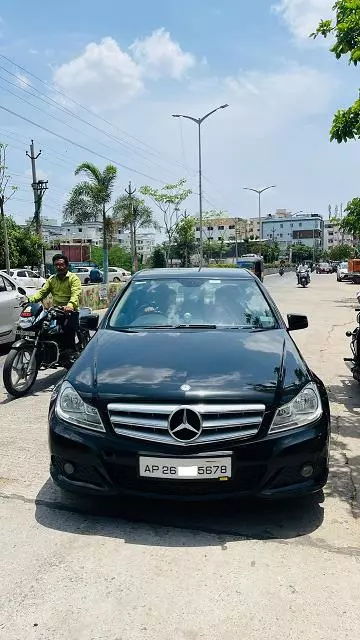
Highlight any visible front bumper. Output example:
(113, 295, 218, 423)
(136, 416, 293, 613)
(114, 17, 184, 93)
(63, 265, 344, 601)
(48, 409, 330, 501)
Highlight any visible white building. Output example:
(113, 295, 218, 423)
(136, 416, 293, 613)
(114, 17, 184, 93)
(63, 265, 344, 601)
(262, 212, 324, 250)
(60, 222, 103, 246)
(323, 220, 354, 251)
(195, 217, 247, 243)
(118, 231, 156, 259)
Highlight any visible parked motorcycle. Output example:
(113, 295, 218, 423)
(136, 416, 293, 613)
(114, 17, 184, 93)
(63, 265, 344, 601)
(345, 304, 360, 383)
(3, 302, 99, 398)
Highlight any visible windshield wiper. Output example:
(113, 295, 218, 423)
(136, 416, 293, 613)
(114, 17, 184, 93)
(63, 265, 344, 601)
(173, 324, 217, 329)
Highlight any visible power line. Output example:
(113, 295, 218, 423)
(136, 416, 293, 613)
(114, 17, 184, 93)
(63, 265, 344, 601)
(0, 104, 169, 184)
(0, 54, 191, 174)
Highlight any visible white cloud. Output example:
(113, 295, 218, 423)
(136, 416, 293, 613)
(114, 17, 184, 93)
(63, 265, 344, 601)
(53, 37, 144, 110)
(16, 73, 30, 88)
(130, 28, 195, 80)
(53, 30, 196, 110)
(273, 0, 333, 39)
(224, 63, 335, 129)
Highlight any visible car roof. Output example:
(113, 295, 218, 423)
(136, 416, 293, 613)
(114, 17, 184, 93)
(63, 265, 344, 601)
(132, 268, 254, 280)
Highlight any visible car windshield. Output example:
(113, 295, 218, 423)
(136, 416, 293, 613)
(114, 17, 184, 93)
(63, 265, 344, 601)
(108, 276, 277, 330)
(340, 262, 348, 269)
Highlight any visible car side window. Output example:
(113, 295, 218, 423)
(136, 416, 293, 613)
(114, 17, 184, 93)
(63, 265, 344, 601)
(17, 270, 28, 278)
(0, 275, 15, 292)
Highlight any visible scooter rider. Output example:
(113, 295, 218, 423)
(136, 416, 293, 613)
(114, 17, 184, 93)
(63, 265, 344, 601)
(28, 254, 82, 351)
(296, 262, 310, 285)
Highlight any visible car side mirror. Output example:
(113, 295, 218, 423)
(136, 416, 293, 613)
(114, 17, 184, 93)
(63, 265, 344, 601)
(17, 286, 27, 296)
(287, 313, 308, 331)
(80, 314, 99, 331)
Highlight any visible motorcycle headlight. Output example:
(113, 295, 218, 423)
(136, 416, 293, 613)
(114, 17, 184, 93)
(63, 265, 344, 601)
(269, 383, 322, 433)
(55, 381, 105, 432)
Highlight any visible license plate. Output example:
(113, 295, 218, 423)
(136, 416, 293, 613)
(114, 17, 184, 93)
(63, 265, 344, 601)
(17, 330, 35, 337)
(139, 456, 232, 480)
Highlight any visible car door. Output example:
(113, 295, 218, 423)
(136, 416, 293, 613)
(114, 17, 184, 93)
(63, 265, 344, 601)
(0, 274, 22, 343)
(15, 269, 31, 289)
(27, 270, 42, 289)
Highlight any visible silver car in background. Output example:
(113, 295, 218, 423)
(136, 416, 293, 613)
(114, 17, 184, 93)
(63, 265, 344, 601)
(0, 272, 26, 346)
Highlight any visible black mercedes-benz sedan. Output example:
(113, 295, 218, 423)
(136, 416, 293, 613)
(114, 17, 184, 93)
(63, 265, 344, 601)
(49, 268, 330, 500)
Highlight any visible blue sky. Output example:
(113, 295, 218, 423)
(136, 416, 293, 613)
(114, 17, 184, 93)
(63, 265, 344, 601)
(0, 0, 358, 226)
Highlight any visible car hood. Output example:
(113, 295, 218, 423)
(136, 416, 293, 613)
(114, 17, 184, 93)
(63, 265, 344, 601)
(68, 328, 311, 408)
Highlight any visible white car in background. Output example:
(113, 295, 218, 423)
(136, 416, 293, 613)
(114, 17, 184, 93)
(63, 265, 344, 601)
(107, 267, 131, 282)
(0, 272, 26, 346)
(9, 268, 46, 291)
(336, 261, 349, 282)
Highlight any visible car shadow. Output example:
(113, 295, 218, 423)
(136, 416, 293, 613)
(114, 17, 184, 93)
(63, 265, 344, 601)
(0, 369, 65, 405)
(34, 478, 324, 547)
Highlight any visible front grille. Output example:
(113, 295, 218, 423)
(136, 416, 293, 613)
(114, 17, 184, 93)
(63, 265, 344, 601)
(107, 402, 265, 446)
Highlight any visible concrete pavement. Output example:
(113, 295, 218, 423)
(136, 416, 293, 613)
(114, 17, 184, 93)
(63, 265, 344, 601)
(0, 272, 360, 640)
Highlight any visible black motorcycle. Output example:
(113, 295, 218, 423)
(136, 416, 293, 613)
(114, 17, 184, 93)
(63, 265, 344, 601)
(3, 302, 99, 398)
(345, 308, 360, 383)
(298, 271, 310, 288)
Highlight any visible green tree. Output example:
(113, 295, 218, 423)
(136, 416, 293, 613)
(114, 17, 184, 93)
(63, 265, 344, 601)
(150, 246, 167, 268)
(140, 179, 192, 263)
(64, 162, 118, 283)
(0, 217, 42, 270)
(172, 216, 196, 267)
(339, 197, 360, 236)
(312, 1, 360, 142)
(291, 244, 313, 262)
(0, 144, 18, 273)
(328, 243, 354, 261)
(113, 194, 160, 271)
(63, 184, 101, 224)
(90, 245, 132, 271)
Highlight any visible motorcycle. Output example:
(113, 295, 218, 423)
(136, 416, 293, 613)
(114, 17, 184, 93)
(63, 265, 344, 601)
(279, 267, 285, 276)
(3, 302, 99, 398)
(345, 304, 360, 383)
(298, 271, 310, 288)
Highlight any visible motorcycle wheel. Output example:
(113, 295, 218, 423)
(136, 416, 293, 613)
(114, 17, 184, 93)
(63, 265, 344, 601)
(3, 345, 39, 398)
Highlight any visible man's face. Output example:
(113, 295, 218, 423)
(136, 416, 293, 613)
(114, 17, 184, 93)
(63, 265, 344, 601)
(54, 259, 68, 277)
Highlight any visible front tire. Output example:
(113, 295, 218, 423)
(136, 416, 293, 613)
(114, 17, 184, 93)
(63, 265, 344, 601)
(3, 345, 39, 397)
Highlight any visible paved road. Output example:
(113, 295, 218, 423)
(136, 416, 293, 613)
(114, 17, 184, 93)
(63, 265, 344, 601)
(0, 273, 360, 640)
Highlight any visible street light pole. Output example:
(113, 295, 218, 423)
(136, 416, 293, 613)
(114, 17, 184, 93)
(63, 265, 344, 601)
(243, 185, 276, 241)
(172, 104, 229, 267)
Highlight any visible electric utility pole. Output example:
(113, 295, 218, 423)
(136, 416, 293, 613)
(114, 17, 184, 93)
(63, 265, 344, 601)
(125, 181, 137, 273)
(26, 140, 48, 275)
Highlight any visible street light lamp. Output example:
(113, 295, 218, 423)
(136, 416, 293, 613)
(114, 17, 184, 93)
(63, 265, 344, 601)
(243, 185, 276, 241)
(172, 104, 229, 267)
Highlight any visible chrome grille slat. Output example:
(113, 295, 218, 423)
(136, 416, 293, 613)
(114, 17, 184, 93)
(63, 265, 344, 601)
(202, 416, 261, 429)
(110, 415, 168, 429)
(112, 426, 259, 444)
(107, 402, 264, 414)
(108, 401, 265, 446)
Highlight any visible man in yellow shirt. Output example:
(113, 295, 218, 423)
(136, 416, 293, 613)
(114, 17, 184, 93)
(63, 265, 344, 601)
(29, 254, 82, 350)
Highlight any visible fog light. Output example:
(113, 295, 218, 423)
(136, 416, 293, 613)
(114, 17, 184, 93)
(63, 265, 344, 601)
(300, 464, 314, 478)
(63, 462, 75, 476)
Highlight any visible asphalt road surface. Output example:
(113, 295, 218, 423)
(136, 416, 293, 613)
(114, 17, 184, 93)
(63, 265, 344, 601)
(1, 272, 360, 640)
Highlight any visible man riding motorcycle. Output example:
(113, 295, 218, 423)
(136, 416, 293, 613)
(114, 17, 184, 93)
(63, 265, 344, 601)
(28, 254, 82, 352)
(296, 262, 310, 285)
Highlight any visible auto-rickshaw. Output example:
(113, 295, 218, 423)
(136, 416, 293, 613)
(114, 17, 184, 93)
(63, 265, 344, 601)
(236, 254, 264, 282)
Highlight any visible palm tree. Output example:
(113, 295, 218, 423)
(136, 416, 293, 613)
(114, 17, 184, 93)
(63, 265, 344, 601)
(113, 195, 160, 271)
(68, 162, 118, 283)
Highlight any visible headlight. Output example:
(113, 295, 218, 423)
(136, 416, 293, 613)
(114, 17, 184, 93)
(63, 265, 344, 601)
(269, 383, 322, 433)
(55, 381, 105, 432)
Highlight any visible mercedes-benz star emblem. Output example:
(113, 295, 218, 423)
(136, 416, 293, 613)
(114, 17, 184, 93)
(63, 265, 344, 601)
(168, 407, 202, 443)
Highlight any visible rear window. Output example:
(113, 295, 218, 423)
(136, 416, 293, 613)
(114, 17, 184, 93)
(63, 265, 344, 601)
(108, 276, 277, 330)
